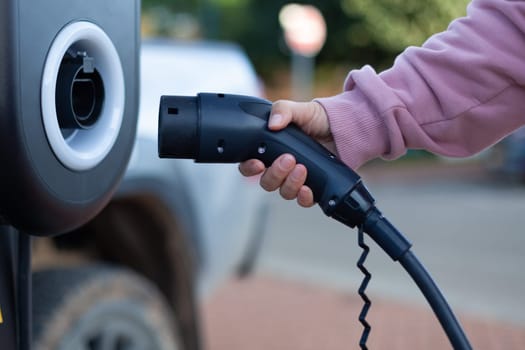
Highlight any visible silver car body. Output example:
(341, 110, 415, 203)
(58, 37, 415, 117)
(123, 39, 268, 298)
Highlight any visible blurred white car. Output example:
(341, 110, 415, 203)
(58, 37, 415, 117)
(136, 39, 268, 296)
(32, 39, 269, 350)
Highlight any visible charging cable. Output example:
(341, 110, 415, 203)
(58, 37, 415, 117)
(158, 93, 472, 349)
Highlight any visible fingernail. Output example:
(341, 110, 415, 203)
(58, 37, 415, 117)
(290, 166, 304, 181)
(280, 154, 294, 169)
(269, 114, 283, 128)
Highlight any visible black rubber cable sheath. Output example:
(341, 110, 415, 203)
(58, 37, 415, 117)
(398, 250, 472, 350)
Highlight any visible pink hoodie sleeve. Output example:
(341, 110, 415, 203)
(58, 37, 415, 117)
(316, 0, 525, 169)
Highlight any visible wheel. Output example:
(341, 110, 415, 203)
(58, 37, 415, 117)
(32, 265, 182, 350)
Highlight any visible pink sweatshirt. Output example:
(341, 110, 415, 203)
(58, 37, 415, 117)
(317, 0, 525, 169)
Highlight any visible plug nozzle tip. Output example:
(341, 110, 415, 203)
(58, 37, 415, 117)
(158, 95, 199, 159)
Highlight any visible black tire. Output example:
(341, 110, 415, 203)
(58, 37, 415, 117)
(32, 265, 182, 350)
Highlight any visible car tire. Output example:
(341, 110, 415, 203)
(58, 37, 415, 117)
(32, 265, 182, 350)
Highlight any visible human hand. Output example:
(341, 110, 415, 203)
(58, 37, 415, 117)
(238, 100, 334, 207)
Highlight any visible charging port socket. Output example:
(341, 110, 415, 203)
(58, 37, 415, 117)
(41, 21, 125, 171)
(56, 50, 105, 130)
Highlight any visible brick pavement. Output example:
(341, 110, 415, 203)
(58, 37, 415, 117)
(202, 276, 525, 350)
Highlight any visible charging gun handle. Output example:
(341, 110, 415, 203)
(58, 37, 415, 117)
(159, 93, 410, 259)
(160, 93, 378, 228)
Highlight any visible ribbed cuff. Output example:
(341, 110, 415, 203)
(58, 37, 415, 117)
(315, 89, 389, 169)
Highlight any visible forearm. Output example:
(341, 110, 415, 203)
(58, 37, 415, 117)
(317, 0, 525, 169)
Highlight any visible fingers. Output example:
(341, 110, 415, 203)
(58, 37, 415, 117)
(279, 164, 307, 200)
(258, 154, 315, 207)
(239, 159, 265, 177)
(260, 154, 296, 191)
(297, 186, 314, 208)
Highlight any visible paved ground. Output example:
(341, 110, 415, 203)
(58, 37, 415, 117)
(202, 276, 525, 350)
(202, 159, 525, 349)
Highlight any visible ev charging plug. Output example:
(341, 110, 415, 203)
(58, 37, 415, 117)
(158, 93, 410, 260)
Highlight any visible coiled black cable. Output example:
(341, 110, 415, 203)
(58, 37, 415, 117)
(362, 208, 472, 349)
(356, 224, 371, 349)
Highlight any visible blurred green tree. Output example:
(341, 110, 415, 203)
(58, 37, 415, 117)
(342, 0, 470, 51)
(142, 0, 470, 87)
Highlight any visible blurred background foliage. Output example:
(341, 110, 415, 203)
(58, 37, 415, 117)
(141, 0, 470, 98)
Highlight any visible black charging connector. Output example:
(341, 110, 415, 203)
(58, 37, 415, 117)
(159, 93, 411, 259)
(158, 92, 472, 349)
(159, 93, 361, 214)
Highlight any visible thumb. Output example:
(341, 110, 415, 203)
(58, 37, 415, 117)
(268, 100, 317, 131)
(268, 100, 293, 130)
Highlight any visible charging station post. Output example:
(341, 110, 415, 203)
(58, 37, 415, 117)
(279, 4, 326, 101)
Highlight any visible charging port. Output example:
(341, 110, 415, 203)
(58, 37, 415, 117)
(41, 21, 124, 171)
(56, 50, 105, 129)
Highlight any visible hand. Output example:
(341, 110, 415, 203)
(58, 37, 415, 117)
(238, 100, 334, 207)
